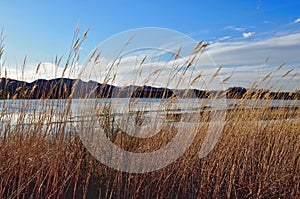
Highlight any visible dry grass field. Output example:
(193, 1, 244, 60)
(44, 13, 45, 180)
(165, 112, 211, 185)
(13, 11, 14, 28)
(0, 102, 299, 198)
(0, 30, 299, 198)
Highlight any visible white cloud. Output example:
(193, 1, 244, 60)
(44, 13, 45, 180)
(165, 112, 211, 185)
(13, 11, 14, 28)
(202, 32, 300, 91)
(207, 32, 300, 65)
(242, 32, 255, 38)
(224, 26, 246, 32)
(4, 32, 300, 91)
(294, 18, 300, 24)
(3, 62, 82, 82)
(218, 36, 231, 41)
(94, 32, 300, 90)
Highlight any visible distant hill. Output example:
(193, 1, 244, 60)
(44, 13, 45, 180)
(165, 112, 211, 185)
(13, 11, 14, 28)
(0, 78, 299, 100)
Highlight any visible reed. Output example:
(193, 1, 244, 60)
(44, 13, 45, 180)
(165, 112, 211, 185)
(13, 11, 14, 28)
(0, 29, 299, 198)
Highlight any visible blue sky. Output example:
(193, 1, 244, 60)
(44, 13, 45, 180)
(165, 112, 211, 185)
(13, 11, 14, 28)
(0, 1, 300, 90)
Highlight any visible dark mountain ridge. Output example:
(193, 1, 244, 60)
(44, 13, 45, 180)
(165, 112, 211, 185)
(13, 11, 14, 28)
(0, 78, 299, 100)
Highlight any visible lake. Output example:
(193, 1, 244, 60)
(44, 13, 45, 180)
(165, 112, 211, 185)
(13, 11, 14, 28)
(0, 98, 299, 128)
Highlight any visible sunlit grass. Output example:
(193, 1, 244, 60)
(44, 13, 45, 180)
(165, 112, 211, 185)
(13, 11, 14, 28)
(0, 29, 299, 198)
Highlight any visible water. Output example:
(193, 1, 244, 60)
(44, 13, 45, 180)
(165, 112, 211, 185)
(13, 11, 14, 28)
(0, 98, 299, 127)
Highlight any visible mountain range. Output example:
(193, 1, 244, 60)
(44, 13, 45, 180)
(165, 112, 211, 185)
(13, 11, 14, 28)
(0, 77, 299, 100)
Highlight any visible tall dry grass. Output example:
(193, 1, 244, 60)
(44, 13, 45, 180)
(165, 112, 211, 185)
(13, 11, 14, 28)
(0, 28, 299, 198)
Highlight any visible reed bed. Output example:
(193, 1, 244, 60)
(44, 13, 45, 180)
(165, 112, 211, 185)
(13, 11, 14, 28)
(0, 102, 299, 198)
(0, 29, 299, 198)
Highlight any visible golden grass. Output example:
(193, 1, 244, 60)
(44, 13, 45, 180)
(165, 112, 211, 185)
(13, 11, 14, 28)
(0, 29, 299, 198)
(0, 100, 299, 198)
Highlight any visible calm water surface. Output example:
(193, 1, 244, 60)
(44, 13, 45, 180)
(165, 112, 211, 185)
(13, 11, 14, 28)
(0, 98, 299, 126)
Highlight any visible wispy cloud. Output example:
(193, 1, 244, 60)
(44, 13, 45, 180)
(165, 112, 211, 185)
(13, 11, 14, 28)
(207, 32, 300, 66)
(102, 32, 300, 90)
(294, 18, 300, 24)
(224, 25, 246, 32)
(263, 20, 274, 24)
(3, 62, 82, 82)
(242, 32, 255, 38)
(217, 36, 231, 42)
(196, 32, 300, 91)
(4, 32, 300, 91)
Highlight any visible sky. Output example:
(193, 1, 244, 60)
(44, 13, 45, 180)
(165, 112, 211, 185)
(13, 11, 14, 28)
(0, 0, 300, 91)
